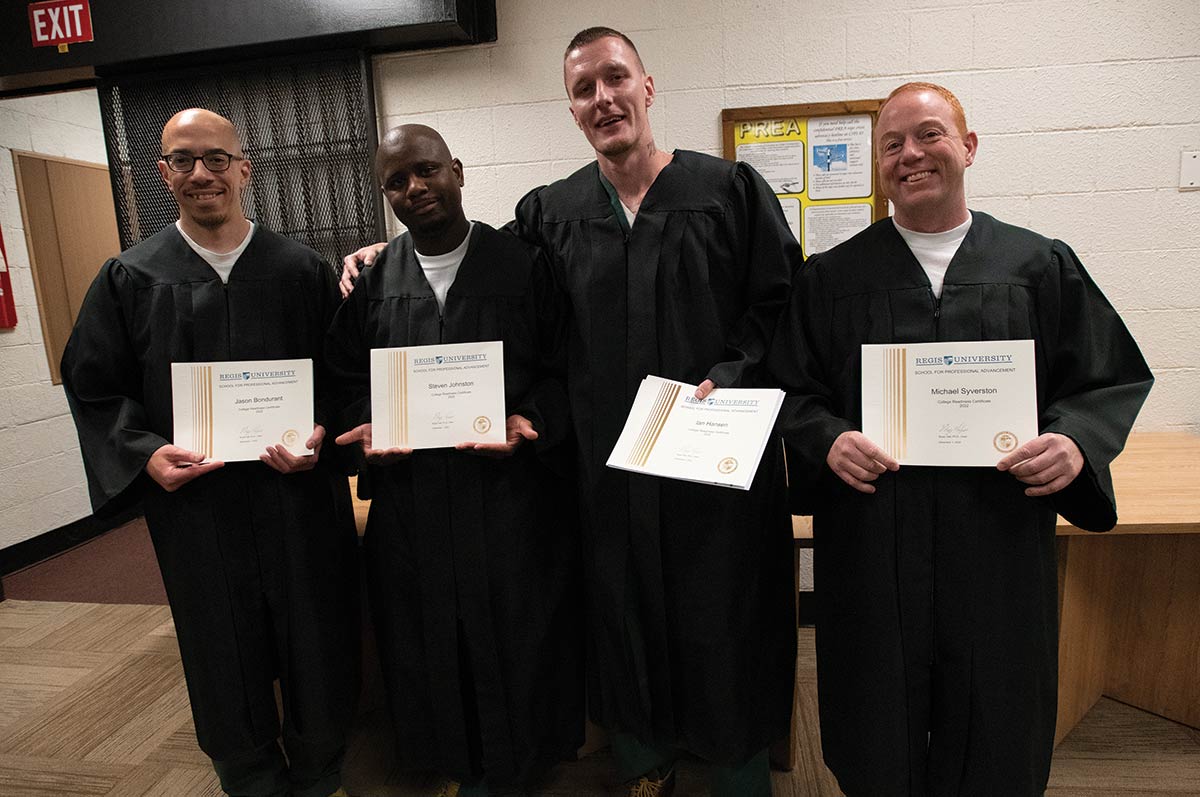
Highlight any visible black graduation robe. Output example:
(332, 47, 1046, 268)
(60, 225, 360, 762)
(511, 151, 799, 765)
(324, 222, 584, 785)
(768, 212, 1153, 796)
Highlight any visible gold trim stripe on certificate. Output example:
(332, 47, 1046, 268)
(628, 381, 682, 467)
(192, 365, 213, 458)
(389, 351, 409, 447)
(882, 347, 907, 459)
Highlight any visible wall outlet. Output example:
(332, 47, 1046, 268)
(1182, 150, 1200, 191)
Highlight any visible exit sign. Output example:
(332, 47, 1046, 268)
(28, 0, 94, 49)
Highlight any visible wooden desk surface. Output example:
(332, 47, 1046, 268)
(1058, 432, 1200, 535)
(793, 432, 1200, 540)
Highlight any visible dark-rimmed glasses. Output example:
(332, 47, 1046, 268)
(160, 151, 244, 173)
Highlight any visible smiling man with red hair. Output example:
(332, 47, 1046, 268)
(769, 83, 1152, 796)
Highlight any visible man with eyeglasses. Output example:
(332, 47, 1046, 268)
(61, 108, 360, 797)
(768, 82, 1152, 796)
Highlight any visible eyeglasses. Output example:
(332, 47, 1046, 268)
(160, 151, 244, 173)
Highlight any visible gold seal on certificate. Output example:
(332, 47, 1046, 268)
(861, 340, 1038, 466)
(370, 341, 506, 450)
(171, 358, 314, 462)
(606, 375, 784, 490)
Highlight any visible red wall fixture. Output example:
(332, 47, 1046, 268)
(0, 225, 17, 329)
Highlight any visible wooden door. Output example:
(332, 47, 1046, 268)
(13, 152, 122, 383)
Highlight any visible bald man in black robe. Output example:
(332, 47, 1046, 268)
(327, 125, 582, 796)
(768, 82, 1153, 796)
(62, 109, 359, 797)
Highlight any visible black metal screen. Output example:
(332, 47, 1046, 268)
(98, 51, 383, 271)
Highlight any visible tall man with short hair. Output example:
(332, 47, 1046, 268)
(768, 83, 1153, 795)
(62, 108, 359, 797)
(513, 27, 799, 797)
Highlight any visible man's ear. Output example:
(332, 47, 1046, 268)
(963, 131, 978, 167)
(452, 158, 464, 187)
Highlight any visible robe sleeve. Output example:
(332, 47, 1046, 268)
(704, 162, 801, 389)
(61, 259, 168, 516)
(509, 245, 574, 472)
(508, 187, 548, 255)
(767, 255, 856, 514)
(323, 259, 375, 441)
(1035, 241, 1153, 531)
(311, 256, 356, 473)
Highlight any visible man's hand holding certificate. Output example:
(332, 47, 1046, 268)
(861, 340, 1038, 467)
(607, 376, 784, 490)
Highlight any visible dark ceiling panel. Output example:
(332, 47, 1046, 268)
(1, 0, 496, 95)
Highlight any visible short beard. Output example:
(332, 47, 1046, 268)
(191, 210, 229, 230)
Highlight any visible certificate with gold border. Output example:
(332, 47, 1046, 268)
(861, 340, 1038, 466)
(606, 375, 784, 490)
(370, 340, 506, 450)
(171, 358, 313, 462)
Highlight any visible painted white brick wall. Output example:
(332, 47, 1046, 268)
(0, 89, 105, 549)
(371, 0, 1200, 443)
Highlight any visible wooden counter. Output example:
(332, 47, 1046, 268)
(1057, 431, 1200, 535)
(1055, 432, 1200, 742)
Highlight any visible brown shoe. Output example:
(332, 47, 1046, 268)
(434, 782, 461, 797)
(628, 767, 675, 797)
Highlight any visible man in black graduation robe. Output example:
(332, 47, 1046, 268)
(768, 83, 1153, 796)
(61, 109, 359, 797)
(510, 29, 799, 797)
(326, 124, 582, 795)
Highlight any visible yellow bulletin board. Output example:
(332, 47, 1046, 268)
(722, 101, 889, 258)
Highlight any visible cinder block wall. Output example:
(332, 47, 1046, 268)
(373, 0, 1200, 437)
(0, 90, 107, 548)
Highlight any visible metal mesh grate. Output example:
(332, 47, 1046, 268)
(98, 53, 383, 271)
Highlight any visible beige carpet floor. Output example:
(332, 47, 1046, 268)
(0, 600, 1197, 796)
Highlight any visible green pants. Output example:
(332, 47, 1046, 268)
(611, 731, 771, 797)
(211, 737, 344, 797)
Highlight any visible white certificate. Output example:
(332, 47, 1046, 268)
(171, 358, 313, 462)
(370, 340, 505, 450)
(861, 340, 1038, 467)
(606, 376, 784, 490)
